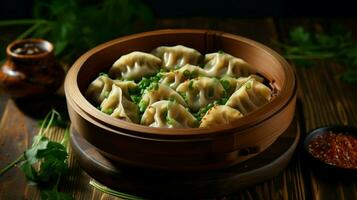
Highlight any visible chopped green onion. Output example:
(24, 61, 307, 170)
(130, 95, 141, 104)
(138, 100, 148, 113)
(183, 70, 191, 78)
(179, 92, 188, 102)
(166, 116, 175, 125)
(220, 79, 230, 91)
(103, 91, 110, 98)
(246, 81, 252, 89)
(190, 70, 198, 79)
(188, 80, 194, 90)
(99, 72, 108, 77)
(103, 108, 113, 115)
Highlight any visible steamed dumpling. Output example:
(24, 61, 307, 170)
(140, 84, 187, 110)
(200, 105, 243, 128)
(203, 52, 256, 78)
(176, 77, 226, 112)
(152, 45, 202, 70)
(141, 100, 198, 128)
(220, 75, 264, 96)
(85, 75, 136, 104)
(160, 64, 208, 89)
(226, 78, 271, 115)
(100, 85, 140, 123)
(109, 51, 162, 81)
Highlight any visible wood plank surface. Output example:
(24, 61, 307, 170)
(277, 18, 357, 200)
(0, 18, 356, 200)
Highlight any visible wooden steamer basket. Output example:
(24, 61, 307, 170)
(65, 29, 296, 171)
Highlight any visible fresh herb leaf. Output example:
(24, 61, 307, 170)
(278, 26, 357, 82)
(38, 110, 69, 129)
(290, 27, 311, 45)
(0, 109, 73, 199)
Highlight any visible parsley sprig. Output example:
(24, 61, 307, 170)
(277, 26, 357, 82)
(0, 109, 73, 200)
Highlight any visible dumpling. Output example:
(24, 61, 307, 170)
(141, 100, 198, 128)
(140, 84, 187, 112)
(160, 64, 208, 89)
(200, 105, 243, 128)
(203, 52, 256, 78)
(220, 74, 264, 95)
(176, 77, 226, 112)
(85, 75, 137, 104)
(100, 84, 140, 123)
(152, 45, 202, 70)
(109, 51, 162, 81)
(226, 78, 271, 115)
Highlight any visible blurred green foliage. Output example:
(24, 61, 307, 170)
(277, 26, 357, 82)
(0, 0, 153, 63)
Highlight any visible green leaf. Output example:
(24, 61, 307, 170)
(290, 27, 311, 45)
(25, 135, 49, 165)
(20, 161, 38, 185)
(38, 110, 69, 129)
(279, 25, 357, 82)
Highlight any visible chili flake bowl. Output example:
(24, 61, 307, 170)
(303, 126, 357, 177)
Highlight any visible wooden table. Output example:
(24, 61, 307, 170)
(0, 18, 357, 200)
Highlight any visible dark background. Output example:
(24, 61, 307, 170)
(1, 0, 357, 19)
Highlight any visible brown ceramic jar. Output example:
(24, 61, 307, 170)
(0, 38, 64, 97)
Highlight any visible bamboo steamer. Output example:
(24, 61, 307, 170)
(64, 29, 296, 171)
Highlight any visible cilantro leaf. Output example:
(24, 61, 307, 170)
(278, 25, 357, 82)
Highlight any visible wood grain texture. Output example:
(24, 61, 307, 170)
(68, 120, 299, 199)
(0, 18, 356, 200)
(277, 18, 357, 200)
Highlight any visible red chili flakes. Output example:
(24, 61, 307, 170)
(308, 131, 357, 169)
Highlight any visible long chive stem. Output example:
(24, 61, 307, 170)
(16, 22, 43, 40)
(0, 19, 47, 26)
(0, 154, 25, 176)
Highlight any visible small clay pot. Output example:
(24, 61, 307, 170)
(0, 38, 64, 97)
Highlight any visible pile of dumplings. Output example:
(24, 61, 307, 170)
(85, 45, 273, 128)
